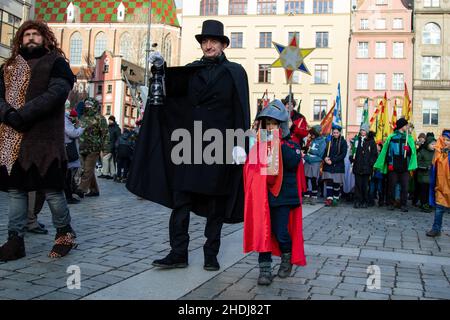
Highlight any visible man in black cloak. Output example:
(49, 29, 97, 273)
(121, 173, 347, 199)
(126, 20, 250, 271)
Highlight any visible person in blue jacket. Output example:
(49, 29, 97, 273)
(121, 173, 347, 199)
(303, 125, 326, 205)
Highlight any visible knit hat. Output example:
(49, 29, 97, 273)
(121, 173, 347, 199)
(69, 109, 78, 117)
(360, 123, 370, 134)
(396, 118, 408, 130)
(309, 125, 322, 137)
(108, 115, 116, 122)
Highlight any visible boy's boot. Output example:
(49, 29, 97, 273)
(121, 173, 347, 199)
(278, 252, 293, 278)
(257, 262, 273, 286)
(0, 231, 26, 262)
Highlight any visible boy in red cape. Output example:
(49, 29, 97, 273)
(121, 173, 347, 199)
(243, 100, 306, 286)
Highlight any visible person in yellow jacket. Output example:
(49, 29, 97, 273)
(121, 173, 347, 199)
(426, 129, 450, 237)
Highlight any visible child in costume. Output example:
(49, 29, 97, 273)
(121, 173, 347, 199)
(417, 135, 436, 213)
(426, 129, 450, 237)
(303, 125, 326, 205)
(243, 100, 306, 286)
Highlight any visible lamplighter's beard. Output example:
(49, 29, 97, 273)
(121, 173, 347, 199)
(22, 42, 44, 54)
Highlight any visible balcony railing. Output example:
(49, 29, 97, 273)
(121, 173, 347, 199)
(414, 79, 450, 90)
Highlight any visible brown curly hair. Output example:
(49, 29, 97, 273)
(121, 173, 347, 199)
(5, 20, 67, 67)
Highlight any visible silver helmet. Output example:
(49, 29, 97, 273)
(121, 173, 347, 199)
(256, 99, 290, 138)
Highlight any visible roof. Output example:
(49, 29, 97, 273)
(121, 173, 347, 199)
(34, 0, 179, 27)
(121, 59, 145, 85)
(70, 66, 93, 80)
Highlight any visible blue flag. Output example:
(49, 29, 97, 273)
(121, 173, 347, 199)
(332, 82, 342, 130)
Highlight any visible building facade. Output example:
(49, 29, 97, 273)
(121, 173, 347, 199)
(413, 0, 450, 136)
(0, 0, 33, 64)
(90, 51, 144, 129)
(347, 0, 413, 137)
(32, 0, 181, 121)
(181, 0, 351, 128)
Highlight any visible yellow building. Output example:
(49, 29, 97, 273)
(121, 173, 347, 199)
(181, 0, 351, 128)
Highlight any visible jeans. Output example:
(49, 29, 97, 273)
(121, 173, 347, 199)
(432, 205, 449, 232)
(8, 189, 72, 237)
(369, 177, 384, 204)
(258, 205, 293, 263)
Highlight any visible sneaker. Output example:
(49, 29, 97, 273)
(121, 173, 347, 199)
(105, 175, 114, 180)
(204, 255, 220, 271)
(85, 191, 100, 197)
(98, 174, 108, 179)
(421, 204, 433, 213)
(426, 229, 441, 237)
(325, 199, 333, 207)
(332, 199, 339, 207)
(152, 253, 188, 269)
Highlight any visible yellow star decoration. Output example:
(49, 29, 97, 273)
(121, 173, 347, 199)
(271, 35, 315, 83)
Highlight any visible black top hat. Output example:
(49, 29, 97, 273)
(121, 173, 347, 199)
(195, 20, 230, 47)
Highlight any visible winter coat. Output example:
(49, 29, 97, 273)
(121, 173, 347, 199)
(78, 108, 109, 155)
(322, 136, 347, 174)
(117, 129, 135, 159)
(268, 139, 302, 207)
(64, 113, 84, 169)
(417, 138, 435, 184)
(108, 122, 121, 154)
(304, 136, 326, 164)
(351, 134, 378, 175)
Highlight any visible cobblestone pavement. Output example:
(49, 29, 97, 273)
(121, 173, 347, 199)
(0, 178, 449, 300)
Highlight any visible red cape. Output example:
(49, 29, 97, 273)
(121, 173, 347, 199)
(243, 141, 306, 266)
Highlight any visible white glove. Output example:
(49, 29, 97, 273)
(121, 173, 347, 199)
(148, 51, 164, 68)
(232, 146, 247, 165)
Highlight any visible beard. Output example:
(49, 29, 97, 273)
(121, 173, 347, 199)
(22, 42, 44, 53)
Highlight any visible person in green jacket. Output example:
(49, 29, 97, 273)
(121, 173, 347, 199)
(416, 135, 436, 212)
(373, 118, 418, 212)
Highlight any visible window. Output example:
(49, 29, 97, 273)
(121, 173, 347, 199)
(69, 32, 83, 65)
(376, 0, 387, 4)
(97, 85, 103, 94)
(229, 0, 247, 15)
(357, 73, 368, 90)
(125, 106, 129, 117)
(257, 0, 277, 15)
(107, 84, 112, 93)
(200, 0, 218, 15)
(393, 18, 403, 29)
(106, 105, 111, 115)
(94, 32, 107, 58)
(119, 33, 132, 61)
(0, 10, 20, 48)
(393, 42, 404, 58)
(314, 64, 328, 84)
(422, 100, 438, 125)
(424, 0, 440, 7)
(259, 32, 272, 48)
(375, 19, 386, 29)
(375, 42, 386, 58)
(285, 0, 304, 14)
(230, 32, 243, 48)
(360, 19, 369, 30)
(375, 74, 386, 90)
(258, 64, 271, 83)
(357, 42, 369, 58)
(313, 0, 333, 13)
(392, 73, 404, 90)
(422, 56, 441, 79)
(316, 32, 329, 48)
(103, 64, 109, 73)
(313, 100, 327, 121)
(423, 23, 440, 45)
(288, 32, 300, 43)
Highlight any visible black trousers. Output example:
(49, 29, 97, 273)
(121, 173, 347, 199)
(117, 157, 131, 179)
(354, 174, 370, 204)
(64, 168, 77, 200)
(387, 171, 410, 206)
(419, 182, 430, 206)
(169, 191, 224, 259)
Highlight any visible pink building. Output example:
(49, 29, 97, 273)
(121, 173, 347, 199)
(347, 0, 413, 137)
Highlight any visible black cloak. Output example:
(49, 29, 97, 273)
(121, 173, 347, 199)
(126, 59, 250, 223)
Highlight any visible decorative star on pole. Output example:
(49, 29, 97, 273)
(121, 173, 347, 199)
(271, 35, 315, 83)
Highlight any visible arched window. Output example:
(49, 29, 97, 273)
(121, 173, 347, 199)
(229, 0, 247, 15)
(94, 32, 107, 57)
(200, 0, 218, 16)
(423, 23, 441, 44)
(69, 32, 82, 65)
(163, 35, 172, 67)
(119, 32, 132, 61)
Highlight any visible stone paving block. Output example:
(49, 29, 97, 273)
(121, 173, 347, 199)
(280, 289, 310, 299)
(390, 295, 419, 300)
(309, 286, 333, 295)
(307, 279, 340, 288)
(395, 282, 424, 290)
(88, 274, 124, 285)
(34, 291, 80, 300)
(424, 290, 450, 300)
(343, 276, 369, 285)
(356, 292, 390, 300)
(310, 294, 340, 300)
(215, 290, 256, 300)
(332, 289, 356, 298)
(393, 288, 423, 297)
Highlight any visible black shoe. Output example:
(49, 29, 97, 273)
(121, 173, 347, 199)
(27, 225, 49, 234)
(152, 253, 188, 269)
(74, 190, 85, 199)
(98, 174, 108, 179)
(105, 175, 114, 180)
(426, 229, 441, 237)
(85, 191, 100, 197)
(67, 198, 80, 204)
(204, 255, 220, 271)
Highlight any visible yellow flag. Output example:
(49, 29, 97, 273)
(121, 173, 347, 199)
(376, 93, 390, 144)
(402, 83, 411, 121)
